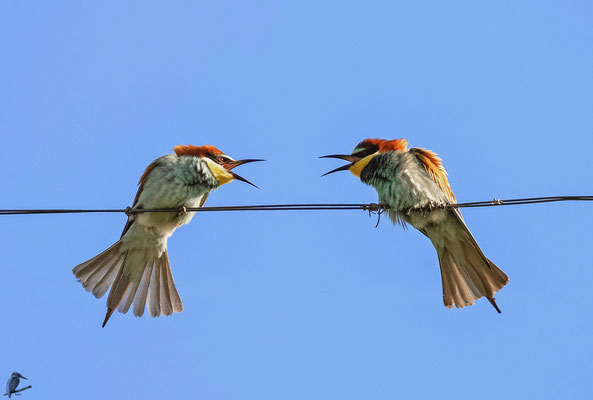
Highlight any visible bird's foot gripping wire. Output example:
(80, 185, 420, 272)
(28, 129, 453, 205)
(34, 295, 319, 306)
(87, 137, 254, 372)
(363, 203, 386, 228)
(491, 198, 504, 205)
(124, 206, 134, 217)
(177, 206, 187, 217)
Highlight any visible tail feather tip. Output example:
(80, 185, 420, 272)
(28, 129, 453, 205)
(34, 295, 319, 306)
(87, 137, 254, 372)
(102, 308, 114, 328)
(489, 298, 502, 314)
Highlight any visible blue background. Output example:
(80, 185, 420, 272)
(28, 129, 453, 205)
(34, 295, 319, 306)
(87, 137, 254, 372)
(1, 1, 592, 399)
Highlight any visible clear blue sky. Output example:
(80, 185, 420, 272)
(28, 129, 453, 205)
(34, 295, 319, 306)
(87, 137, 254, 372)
(1, 1, 592, 399)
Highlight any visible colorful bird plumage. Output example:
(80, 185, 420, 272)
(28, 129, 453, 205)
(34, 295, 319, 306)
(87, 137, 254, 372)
(322, 138, 508, 312)
(73, 145, 262, 326)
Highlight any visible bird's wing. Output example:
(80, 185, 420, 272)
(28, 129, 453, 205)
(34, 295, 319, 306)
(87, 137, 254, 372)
(410, 147, 478, 233)
(199, 192, 209, 208)
(120, 161, 159, 238)
(410, 147, 493, 260)
(448, 206, 493, 265)
(7, 377, 18, 393)
(410, 147, 456, 203)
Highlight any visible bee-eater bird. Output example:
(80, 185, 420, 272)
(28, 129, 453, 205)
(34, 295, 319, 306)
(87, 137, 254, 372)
(322, 138, 508, 312)
(73, 145, 263, 327)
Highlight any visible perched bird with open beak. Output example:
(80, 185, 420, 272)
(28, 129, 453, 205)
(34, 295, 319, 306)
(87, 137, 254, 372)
(5, 372, 27, 398)
(322, 138, 508, 312)
(73, 145, 263, 327)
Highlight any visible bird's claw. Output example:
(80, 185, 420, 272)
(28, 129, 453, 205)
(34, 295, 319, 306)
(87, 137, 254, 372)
(369, 203, 382, 213)
(363, 203, 385, 228)
(364, 202, 381, 216)
(424, 202, 436, 212)
(492, 198, 504, 205)
(177, 206, 187, 217)
(124, 206, 134, 217)
(374, 209, 383, 228)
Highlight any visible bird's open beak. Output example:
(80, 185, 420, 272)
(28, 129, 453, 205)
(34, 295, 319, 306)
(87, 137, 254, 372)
(319, 154, 361, 177)
(224, 159, 265, 188)
(224, 159, 265, 170)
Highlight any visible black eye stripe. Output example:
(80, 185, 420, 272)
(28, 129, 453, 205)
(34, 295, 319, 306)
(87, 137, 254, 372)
(207, 154, 231, 163)
(352, 144, 379, 158)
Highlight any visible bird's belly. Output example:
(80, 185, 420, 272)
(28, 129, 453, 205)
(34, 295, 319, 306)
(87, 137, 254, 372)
(136, 197, 204, 233)
(405, 208, 450, 230)
(134, 182, 209, 235)
(381, 186, 425, 209)
(376, 169, 446, 211)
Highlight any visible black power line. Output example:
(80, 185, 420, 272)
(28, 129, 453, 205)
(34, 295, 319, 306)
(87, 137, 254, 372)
(0, 196, 592, 215)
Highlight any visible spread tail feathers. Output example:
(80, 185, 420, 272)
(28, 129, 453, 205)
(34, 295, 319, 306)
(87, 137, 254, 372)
(73, 242, 183, 327)
(432, 211, 509, 312)
(437, 242, 508, 312)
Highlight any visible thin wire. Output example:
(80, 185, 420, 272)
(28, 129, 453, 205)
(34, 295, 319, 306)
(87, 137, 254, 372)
(0, 196, 592, 215)
(451, 195, 593, 208)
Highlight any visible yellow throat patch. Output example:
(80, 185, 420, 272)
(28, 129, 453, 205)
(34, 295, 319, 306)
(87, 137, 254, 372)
(349, 153, 378, 177)
(204, 158, 234, 185)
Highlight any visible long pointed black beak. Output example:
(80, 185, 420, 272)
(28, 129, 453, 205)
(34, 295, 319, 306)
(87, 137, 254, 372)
(319, 154, 361, 177)
(230, 171, 259, 188)
(224, 159, 265, 170)
(225, 159, 264, 188)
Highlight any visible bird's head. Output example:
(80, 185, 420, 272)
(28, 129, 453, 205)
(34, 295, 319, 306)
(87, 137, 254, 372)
(11, 372, 27, 380)
(173, 145, 263, 187)
(321, 138, 408, 178)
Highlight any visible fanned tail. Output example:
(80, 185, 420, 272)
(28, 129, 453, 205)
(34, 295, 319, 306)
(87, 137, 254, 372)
(73, 241, 126, 299)
(73, 244, 183, 327)
(430, 210, 509, 312)
(437, 241, 508, 312)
